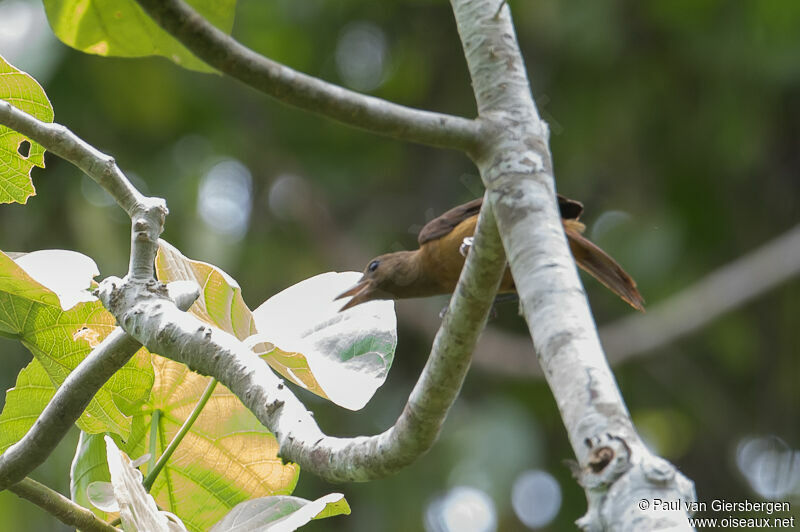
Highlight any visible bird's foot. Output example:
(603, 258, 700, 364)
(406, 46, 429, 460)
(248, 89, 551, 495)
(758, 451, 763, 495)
(459, 237, 474, 257)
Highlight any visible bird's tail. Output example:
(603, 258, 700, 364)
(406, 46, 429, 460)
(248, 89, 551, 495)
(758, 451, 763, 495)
(563, 220, 645, 312)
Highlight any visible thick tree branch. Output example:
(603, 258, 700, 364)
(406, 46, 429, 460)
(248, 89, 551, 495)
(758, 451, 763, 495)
(8, 478, 119, 532)
(472, 222, 800, 374)
(448, 0, 694, 528)
(133, 0, 483, 153)
(0, 105, 507, 482)
(93, 198, 506, 482)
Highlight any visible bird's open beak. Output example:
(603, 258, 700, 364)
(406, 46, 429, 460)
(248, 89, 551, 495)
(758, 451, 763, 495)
(334, 276, 375, 311)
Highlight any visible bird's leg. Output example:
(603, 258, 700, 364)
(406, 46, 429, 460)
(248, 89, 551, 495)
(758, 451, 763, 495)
(459, 236, 474, 257)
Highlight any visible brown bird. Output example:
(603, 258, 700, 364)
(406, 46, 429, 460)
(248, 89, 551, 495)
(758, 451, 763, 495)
(336, 195, 645, 312)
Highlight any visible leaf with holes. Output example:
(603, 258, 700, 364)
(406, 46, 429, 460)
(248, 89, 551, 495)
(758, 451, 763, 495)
(0, 56, 53, 204)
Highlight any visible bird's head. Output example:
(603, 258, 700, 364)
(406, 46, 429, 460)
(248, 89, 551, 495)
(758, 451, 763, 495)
(335, 251, 421, 311)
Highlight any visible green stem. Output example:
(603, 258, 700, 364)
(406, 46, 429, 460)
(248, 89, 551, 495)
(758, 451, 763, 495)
(147, 409, 162, 476)
(142, 378, 218, 491)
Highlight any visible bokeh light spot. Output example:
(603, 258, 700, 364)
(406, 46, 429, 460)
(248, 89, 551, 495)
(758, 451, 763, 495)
(335, 21, 389, 92)
(511, 470, 561, 529)
(425, 486, 497, 532)
(197, 159, 253, 240)
(736, 435, 800, 499)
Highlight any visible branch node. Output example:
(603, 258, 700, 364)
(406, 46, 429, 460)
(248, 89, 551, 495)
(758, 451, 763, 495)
(642, 456, 676, 485)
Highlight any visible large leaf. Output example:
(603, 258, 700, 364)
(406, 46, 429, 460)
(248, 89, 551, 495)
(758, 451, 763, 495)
(71, 357, 300, 532)
(156, 240, 397, 410)
(252, 272, 397, 411)
(210, 493, 350, 532)
(0, 56, 53, 204)
(0, 250, 153, 451)
(42, 0, 237, 72)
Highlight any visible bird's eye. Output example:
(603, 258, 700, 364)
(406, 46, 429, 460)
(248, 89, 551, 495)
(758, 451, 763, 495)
(367, 260, 380, 273)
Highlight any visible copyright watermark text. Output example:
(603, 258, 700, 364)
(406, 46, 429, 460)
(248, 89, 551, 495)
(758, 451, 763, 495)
(637, 498, 795, 528)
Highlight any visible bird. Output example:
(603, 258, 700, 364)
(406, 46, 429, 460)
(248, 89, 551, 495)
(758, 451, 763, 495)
(335, 195, 645, 312)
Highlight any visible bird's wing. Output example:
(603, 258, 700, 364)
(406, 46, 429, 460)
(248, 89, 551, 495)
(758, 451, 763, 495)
(418, 197, 483, 245)
(417, 194, 583, 245)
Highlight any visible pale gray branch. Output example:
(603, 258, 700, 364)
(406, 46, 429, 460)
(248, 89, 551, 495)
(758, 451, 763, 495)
(0, 102, 167, 280)
(470, 223, 800, 375)
(93, 196, 506, 482)
(133, 0, 483, 153)
(0, 95, 506, 486)
(0, 100, 141, 215)
(0, 330, 140, 491)
(0, 106, 197, 492)
(448, 0, 694, 528)
(8, 477, 119, 532)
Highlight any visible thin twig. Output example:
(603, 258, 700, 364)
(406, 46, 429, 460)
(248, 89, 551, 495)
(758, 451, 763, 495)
(8, 477, 119, 532)
(0, 100, 167, 280)
(134, 0, 483, 154)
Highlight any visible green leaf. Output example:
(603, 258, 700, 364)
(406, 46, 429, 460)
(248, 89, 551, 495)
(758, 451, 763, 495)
(0, 56, 53, 204)
(71, 356, 300, 532)
(71, 431, 114, 522)
(42, 0, 237, 73)
(209, 493, 350, 532)
(0, 358, 53, 455)
(0, 250, 153, 449)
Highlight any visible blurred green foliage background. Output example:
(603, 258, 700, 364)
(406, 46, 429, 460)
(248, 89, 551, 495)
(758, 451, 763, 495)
(0, 0, 798, 530)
